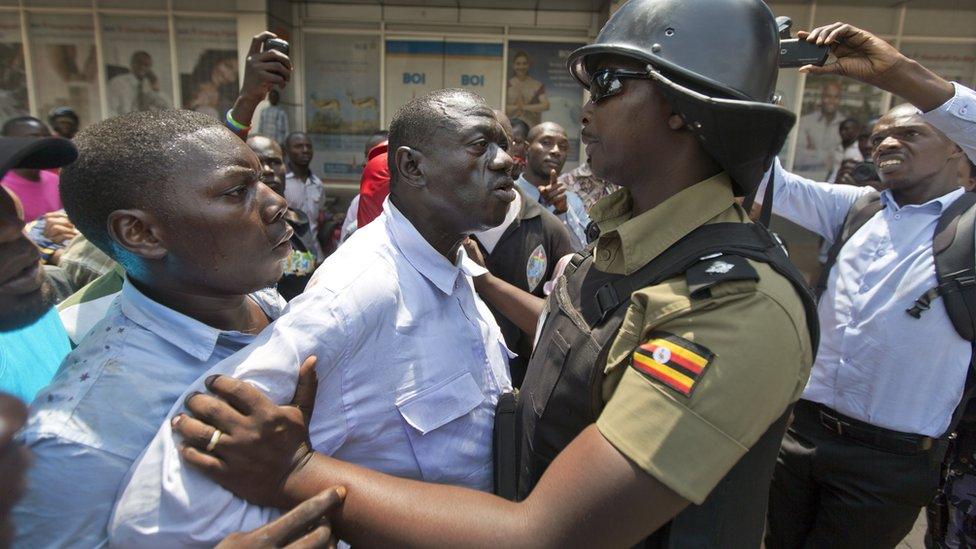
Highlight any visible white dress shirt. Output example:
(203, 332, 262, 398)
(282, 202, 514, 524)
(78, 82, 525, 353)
(109, 199, 513, 547)
(284, 170, 325, 235)
(12, 280, 284, 549)
(758, 83, 976, 437)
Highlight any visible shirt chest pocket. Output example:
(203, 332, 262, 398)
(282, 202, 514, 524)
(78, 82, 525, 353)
(395, 371, 494, 489)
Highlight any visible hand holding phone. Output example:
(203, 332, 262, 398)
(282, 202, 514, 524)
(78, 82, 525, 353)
(779, 38, 830, 68)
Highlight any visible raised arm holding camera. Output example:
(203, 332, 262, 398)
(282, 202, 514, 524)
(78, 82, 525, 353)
(758, 23, 976, 549)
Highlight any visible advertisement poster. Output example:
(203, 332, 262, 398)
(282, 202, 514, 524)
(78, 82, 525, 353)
(506, 40, 585, 169)
(384, 40, 503, 127)
(901, 43, 976, 90)
(791, 75, 883, 180)
(28, 13, 99, 128)
(304, 33, 381, 180)
(0, 18, 27, 123)
(175, 18, 237, 120)
(101, 16, 173, 117)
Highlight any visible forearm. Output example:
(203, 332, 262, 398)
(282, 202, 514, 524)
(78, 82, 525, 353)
(473, 273, 544, 336)
(228, 94, 263, 136)
(881, 57, 954, 113)
(284, 453, 529, 548)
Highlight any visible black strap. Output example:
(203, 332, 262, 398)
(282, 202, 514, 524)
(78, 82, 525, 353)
(740, 167, 777, 228)
(931, 192, 976, 341)
(583, 221, 820, 354)
(814, 191, 883, 300)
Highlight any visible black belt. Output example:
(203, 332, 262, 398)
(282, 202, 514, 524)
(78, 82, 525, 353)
(796, 400, 938, 455)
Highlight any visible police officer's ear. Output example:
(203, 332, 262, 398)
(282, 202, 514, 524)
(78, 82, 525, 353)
(394, 145, 426, 189)
(667, 113, 687, 131)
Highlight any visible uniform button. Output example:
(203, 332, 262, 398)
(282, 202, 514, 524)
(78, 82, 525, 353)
(598, 249, 612, 261)
(894, 213, 901, 220)
(859, 284, 870, 293)
(876, 248, 885, 258)
(848, 319, 856, 328)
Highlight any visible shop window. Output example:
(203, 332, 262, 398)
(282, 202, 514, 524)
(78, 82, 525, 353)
(901, 42, 976, 90)
(28, 13, 100, 129)
(101, 16, 174, 117)
(0, 16, 27, 123)
(175, 17, 238, 119)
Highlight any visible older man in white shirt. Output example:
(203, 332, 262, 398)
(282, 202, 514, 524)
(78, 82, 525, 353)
(109, 88, 518, 547)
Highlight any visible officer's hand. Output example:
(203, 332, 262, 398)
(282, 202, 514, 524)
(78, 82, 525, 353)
(462, 237, 488, 270)
(798, 23, 903, 86)
(241, 31, 293, 102)
(41, 211, 78, 244)
(214, 488, 345, 549)
(0, 393, 29, 549)
(539, 169, 568, 214)
(173, 356, 318, 509)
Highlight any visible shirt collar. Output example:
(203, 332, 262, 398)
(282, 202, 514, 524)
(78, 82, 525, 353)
(384, 198, 486, 295)
(879, 186, 965, 213)
(119, 277, 243, 361)
(589, 173, 736, 275)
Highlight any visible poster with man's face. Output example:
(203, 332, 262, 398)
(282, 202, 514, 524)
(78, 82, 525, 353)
(792, 75, 884, 181)
(101, 16, 173, 117)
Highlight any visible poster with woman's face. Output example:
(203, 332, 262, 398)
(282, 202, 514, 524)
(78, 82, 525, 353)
(506, 41, 585, 170)
(176, 18, 238, 119)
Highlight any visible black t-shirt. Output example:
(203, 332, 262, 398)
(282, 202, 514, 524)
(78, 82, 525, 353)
(474, 190, 574, 387)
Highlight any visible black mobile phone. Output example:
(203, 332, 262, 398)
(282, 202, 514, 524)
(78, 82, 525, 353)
(779, 38, 829, 68)
(264, 37, 290, 56)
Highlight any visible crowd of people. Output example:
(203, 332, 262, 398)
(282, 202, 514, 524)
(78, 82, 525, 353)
(1, 1, 976, 547)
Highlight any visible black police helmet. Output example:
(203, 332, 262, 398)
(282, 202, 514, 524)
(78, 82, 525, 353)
(568, 0, 796, 196)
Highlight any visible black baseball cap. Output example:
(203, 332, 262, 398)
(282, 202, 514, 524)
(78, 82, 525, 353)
(0, 136, 77, 179)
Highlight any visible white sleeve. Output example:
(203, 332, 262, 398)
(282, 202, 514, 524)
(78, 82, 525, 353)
(108, 288, 352, 548)
(920, 82, 976, 165)
(756, 157, 873, 243)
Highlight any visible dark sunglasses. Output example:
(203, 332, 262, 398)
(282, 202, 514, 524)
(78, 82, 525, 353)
(588, 67, 653, 103)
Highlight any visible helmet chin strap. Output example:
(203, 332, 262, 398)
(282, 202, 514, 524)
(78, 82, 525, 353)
(740, 167, 776, 228)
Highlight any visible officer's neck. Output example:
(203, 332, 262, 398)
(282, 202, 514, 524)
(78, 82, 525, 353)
(627, 155, 721, 217)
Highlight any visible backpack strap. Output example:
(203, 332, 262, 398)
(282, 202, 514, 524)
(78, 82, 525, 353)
(907, 192, 976, 341)
(814, 191, 883, 300)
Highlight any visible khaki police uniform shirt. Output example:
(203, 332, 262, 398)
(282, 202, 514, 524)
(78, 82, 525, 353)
(592, 173, 814, 505)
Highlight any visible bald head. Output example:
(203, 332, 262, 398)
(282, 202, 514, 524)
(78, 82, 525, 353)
(528, 121, 566, 143)
(388, 88, 493, 182)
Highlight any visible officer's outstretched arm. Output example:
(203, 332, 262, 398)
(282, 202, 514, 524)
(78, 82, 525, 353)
(174, 372, 689, 548)
(798, 22, 953, 112)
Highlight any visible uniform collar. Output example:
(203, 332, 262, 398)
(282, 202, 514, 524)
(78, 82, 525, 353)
(384, 198, 486, 295)
(590, 173, 736, 275)
(119, 277, 236, 361)
(879, 186, 965, 213)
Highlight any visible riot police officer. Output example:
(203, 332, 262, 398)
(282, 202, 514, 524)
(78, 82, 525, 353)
(151, 1, 819, 546)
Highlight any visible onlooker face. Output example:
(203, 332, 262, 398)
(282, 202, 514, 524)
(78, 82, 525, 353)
(510, 124, 528, 159)
(526, 122, 569, 180)
(869, 104, 961, 194)
(50, 117, 76, 140)
(821, 82, 841, 117)
(839, 119, 860, 146)
(858, 133, 873, 160)
(131, 52, 153, 80)
(155, 129, 292, 292)
(247, 135, 287, 197)
(268, 90, 279, 106)
(0, 186, 49, 331)
(413, 96, 515, 231)
(286, 133, 313, 168)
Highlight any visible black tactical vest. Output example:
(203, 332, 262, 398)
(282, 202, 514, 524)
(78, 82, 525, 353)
(512, 221, 819, 548)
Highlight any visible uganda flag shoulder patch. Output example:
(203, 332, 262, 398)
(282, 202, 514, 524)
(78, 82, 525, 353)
(631, 331, 715, 397)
